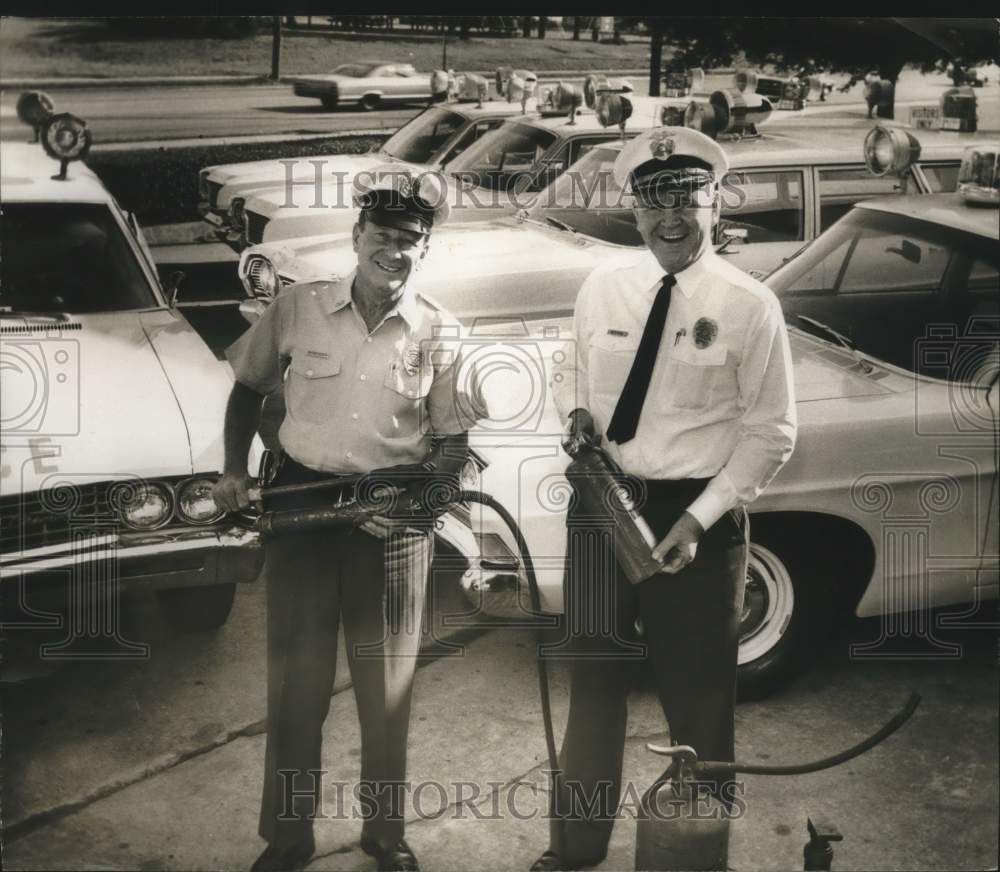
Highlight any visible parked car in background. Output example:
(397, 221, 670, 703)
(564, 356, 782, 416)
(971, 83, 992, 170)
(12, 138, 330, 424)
(235, 91, 690, 249)
(289, 61, 437, 110)
(198, 97, 535, 246)
(0, 126, 264, 633)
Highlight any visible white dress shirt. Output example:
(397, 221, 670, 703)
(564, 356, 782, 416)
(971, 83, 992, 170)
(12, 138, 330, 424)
(550, 248, 797, 531)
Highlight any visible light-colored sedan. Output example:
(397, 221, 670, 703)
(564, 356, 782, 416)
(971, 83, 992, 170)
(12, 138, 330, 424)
(234, 135, 998, 697)
(290, 61, 435, 111)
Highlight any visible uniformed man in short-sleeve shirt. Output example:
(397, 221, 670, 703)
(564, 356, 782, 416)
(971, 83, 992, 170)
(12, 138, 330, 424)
(533, 128, 797, 871)
(214, 167, 485, 872)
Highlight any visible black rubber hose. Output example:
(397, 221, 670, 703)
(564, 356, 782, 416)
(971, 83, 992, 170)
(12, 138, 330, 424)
(456, 490, 562, 787)
(686, 691, 922, 779)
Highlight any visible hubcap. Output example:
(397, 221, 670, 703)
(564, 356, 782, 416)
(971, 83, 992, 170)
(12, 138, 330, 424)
(738, 543, 795, 665)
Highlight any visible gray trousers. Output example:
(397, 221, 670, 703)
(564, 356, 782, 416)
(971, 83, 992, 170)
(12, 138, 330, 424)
(258, 458, 432, 852)
(547, 477, 748, 865)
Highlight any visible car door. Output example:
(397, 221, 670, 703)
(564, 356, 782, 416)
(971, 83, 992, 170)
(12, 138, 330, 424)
(715, 167, 811, 279)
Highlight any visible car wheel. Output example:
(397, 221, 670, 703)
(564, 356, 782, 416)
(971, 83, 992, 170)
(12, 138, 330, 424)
(320, 96, 338, 110)
(737, 539, 813, 700)
(359, 93, 380, 111)
(156, 583, 236, 632)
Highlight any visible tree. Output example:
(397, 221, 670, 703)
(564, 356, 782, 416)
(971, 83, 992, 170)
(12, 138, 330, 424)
(573, 16, 581, 41)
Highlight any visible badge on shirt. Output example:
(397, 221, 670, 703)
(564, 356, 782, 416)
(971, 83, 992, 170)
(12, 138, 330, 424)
(693, 317, 719, 349)
(403, 343, 422, 376)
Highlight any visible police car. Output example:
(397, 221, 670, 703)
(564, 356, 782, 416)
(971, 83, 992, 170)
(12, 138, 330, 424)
(231, 76, 676, 249)
(237, 130, 998, 697)
(1, 100, 263, 633)
(465, 140, 999, 699)
(199, 69, 543, 247)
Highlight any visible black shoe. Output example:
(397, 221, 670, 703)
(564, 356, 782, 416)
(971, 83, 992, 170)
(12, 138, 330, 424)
(360, 834, 420, 871)
(529, 849, 604, 871)
(250, 836, 315, 872)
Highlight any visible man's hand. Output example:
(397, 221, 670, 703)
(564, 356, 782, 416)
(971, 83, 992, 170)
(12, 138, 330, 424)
(561, 408, 597, 455)
(212, 471, 254, 513)
(651, 511, 705, 574)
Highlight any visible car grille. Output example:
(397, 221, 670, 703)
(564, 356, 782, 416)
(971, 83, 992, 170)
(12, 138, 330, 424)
(207, 181, 223, 210)
(245, 211, 269, 245)
(1, 481, 117, 555)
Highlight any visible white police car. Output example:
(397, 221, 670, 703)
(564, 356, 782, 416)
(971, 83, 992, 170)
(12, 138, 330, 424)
(235, 132, 998, 697)
(199, 69, 541, 248)
(1, 101, 263, 633)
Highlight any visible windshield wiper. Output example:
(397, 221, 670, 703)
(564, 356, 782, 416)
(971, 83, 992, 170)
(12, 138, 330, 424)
(796, 315, 874, 374)
(542, 215, 577, 235)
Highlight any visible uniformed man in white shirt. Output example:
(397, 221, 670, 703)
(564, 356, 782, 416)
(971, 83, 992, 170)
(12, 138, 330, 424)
(214, 167, 485, 872)
(533, 127, 797, 871)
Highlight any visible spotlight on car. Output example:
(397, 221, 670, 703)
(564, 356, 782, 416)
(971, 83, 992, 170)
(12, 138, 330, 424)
(16, 91, 54, 142)
(539, 82, 583, 124)
(863, 126, 921, 177)
(40, 112, 91, 181)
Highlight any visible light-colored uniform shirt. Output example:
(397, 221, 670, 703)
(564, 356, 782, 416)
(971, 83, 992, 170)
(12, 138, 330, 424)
(550, 248, 797, 531)
(227, 272, 485, 473)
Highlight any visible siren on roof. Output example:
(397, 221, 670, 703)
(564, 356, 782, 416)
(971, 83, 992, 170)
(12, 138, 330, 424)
(685, 90, 771, 140)
(16, 91, 55, 143)
(40, 112, 92, 181)
(538, 82, 584, 124)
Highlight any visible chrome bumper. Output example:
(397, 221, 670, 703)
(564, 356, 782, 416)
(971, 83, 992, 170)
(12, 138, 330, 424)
(0, 524, 263, 590)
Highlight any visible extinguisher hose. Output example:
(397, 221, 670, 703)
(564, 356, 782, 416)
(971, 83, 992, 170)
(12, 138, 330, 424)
(456, 490, 562, 787)
(693, 690, 922, 778)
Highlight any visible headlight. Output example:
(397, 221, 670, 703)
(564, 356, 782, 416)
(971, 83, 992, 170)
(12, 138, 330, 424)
(229, 196, 246, 224)
(864, 126, 921, 177)
(176, 478, 226, 524)
(114, 481, 174, 531)
(243, 254, 281, 299)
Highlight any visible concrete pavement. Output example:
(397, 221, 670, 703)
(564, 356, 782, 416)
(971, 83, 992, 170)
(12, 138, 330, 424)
(5, 618, 997, 871)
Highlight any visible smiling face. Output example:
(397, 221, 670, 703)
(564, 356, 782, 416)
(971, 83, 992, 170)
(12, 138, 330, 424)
(352, 215, 429, 299)
(632, 192, 718, 275)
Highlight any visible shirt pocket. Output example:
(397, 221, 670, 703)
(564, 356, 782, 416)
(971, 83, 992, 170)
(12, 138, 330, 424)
(660, 343, 728, 411)
(589, 334, 640, 399)
(383, 361, 434, 401)
(286, 348, 343, 423)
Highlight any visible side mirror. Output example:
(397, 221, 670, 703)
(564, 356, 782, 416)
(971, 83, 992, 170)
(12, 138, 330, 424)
(164, 270, 186, 307)
(716, 226, 748, 252)
(239, 298, 267, 324)
(885, 239, 921, 264)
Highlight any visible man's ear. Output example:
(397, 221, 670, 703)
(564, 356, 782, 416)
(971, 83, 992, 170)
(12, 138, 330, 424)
(352, 222, 361, 252)
(417, 237, 430, 264)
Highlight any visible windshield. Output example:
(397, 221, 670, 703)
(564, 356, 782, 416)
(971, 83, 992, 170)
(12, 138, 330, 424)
(446, 121, 558, 192)
(767, 206, 1000, 373)
(332, 63, 379, 77)
(380, 107, 466, 164)
(1, 203, 159, 313)
(526, 146, 644, 246)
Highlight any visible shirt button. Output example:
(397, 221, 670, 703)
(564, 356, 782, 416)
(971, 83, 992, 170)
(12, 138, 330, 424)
(310, 290, 317, 296)
(346, 451, 353, 459)
(306, 369, 314, 377)
(360, 374, 367, 381)
(352, 412, 359, 420)
(366, 337, 373, 343)
(407, 390, 414, 397)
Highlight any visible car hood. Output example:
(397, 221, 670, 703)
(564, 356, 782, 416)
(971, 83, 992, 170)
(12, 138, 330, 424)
(209, 153, 390, 208)
(0, 311, 232, 495)
(262, 219, 610, 322)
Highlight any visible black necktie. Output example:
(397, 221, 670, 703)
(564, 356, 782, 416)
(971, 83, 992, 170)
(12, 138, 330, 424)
(606, 275, 675, 445)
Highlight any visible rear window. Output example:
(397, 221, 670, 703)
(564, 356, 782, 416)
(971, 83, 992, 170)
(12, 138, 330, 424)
(919, 163, 961, 193)
(1, 203, 158, 313)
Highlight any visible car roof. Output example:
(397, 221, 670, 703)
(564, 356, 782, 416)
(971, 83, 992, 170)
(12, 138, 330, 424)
(585, 123, 984, 168)
(856, 192, 1000, 239)
(0, 141, 109, 203)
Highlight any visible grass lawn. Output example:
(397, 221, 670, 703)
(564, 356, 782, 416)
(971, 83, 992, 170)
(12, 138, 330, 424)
(1, 18, 653, 79)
